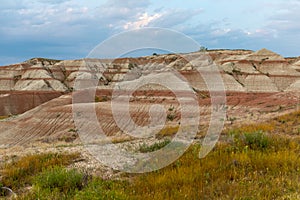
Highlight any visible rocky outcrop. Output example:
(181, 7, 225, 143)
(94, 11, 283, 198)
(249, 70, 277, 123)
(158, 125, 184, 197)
(0, 91, 63, 116)
(1, 49, 300, 94)
(1, 48, 300, 147)
(0, 48, 300, 116)
(292, 60, 300, 72)
(216, 49, 300, 92)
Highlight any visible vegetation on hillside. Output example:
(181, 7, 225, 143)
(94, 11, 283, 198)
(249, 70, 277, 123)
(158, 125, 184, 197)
(1, 111, 300, 199)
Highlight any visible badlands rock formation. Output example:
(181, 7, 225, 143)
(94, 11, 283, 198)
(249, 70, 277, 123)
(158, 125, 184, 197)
(0, 49, 300, 147)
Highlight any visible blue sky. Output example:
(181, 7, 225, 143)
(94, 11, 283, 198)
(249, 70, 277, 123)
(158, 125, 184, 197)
(0, 0, 300, 65)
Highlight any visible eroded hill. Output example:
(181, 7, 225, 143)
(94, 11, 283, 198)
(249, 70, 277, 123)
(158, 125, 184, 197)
(0, 49, 299, 149)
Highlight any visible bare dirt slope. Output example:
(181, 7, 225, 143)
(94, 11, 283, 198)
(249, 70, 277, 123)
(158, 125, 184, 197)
(0, 49, 299, 151)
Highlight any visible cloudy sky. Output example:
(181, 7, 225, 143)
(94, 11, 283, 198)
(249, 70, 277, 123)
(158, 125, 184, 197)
(0, 0, 300, 65)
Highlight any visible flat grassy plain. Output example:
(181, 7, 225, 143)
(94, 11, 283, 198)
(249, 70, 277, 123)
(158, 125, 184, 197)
(1, 111, 300, 199)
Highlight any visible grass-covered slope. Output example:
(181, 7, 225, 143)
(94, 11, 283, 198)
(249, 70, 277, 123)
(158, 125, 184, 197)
(1, 111, 300, 199)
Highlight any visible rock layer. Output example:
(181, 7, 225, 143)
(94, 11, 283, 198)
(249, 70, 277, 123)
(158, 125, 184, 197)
(1, 49, 300, 147)
(1, 49, 300, 95)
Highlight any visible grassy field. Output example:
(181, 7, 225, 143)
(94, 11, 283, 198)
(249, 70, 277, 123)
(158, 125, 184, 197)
(1, 111, 300, 199)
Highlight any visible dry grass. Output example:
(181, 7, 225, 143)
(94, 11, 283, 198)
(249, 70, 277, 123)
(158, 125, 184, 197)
(95, 95, 109, 102)
(2, 110, 300, 199)
(225, 110, 300, 137)
(46, 109, 300, 199)
(111, 136, 134, 144)
(0, 153, 80, 191)
(273, 110, 300, 136)
(156, 126, 179, 139)
(0, 116, 9, 120)
(121, 110, 300, 199)
(125, 136, 300, 199)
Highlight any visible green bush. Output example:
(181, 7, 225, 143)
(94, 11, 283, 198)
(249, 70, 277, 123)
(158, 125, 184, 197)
(1, 153, 80, 190)
(139, 140, 171, 153)
(33, 166, 84, 194)
(95, 95, 108, 102)
(167, 113, 175, 121)
(243, 131, 270, 150)
(227, 130, 272, 152)
(0, 182, 5, 196)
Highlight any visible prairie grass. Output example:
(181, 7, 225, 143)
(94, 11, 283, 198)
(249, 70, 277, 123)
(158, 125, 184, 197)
(156, 126, 179, 138)
(223, 110, 300, 137)
(124, 136, 300, 199)
(74, 178, 129, 200)
(4, 136, 300, 199)
(2, 110, 300, 199)
(273, 110, 300, 135)
(26, 166, 86, 199)
(0, 153, 80, 191)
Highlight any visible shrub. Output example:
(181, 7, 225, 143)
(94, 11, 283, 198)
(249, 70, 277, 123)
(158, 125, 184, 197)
(0, 182, 5, 196)
(199, 46, 208, 52)
(95, 95, 108, 102)
(139, 140, 171, 153)
(168, 105, 175, 112)
(226, 130, 272, 152)
(1, 153, 80, 190)
(68, 128, 77, 133)
(33, 166, 85, 194)
(167, 113, 175, 121)
(128, 63, 136, 70)
(156, 126, 179, 139)
(243, 131, 270, 150)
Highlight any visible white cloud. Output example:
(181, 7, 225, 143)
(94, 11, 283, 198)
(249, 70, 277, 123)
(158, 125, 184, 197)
(92, 0, 152, 31)
(211, 28, 231, 36)
(148, 9, 203, 28)
(123, 13, 162, 30)
(263, 0, 300, 33)
(1, 0, 300, 65)
(0, 1, 95, 37)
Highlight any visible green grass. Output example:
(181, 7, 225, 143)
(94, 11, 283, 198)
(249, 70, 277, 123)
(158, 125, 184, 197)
(34, 166, 84, 193)
(123, 137, 300, 199)
(4, 138, 300, 199)
(2, 110, 300, 199)
(29, 166, 85, 199)
(0, 153, 80, 191)
(139, 139, 171, 153)
(74, 178, 129, 200)
(227, 130, 271, 151)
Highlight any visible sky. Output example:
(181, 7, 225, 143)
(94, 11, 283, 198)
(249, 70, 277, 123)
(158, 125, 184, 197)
(0, 0, 300, 65)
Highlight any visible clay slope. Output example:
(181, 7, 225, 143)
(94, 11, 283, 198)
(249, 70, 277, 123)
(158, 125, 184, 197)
(0, 49, 300, 147)
(0, 90, 299, 148)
